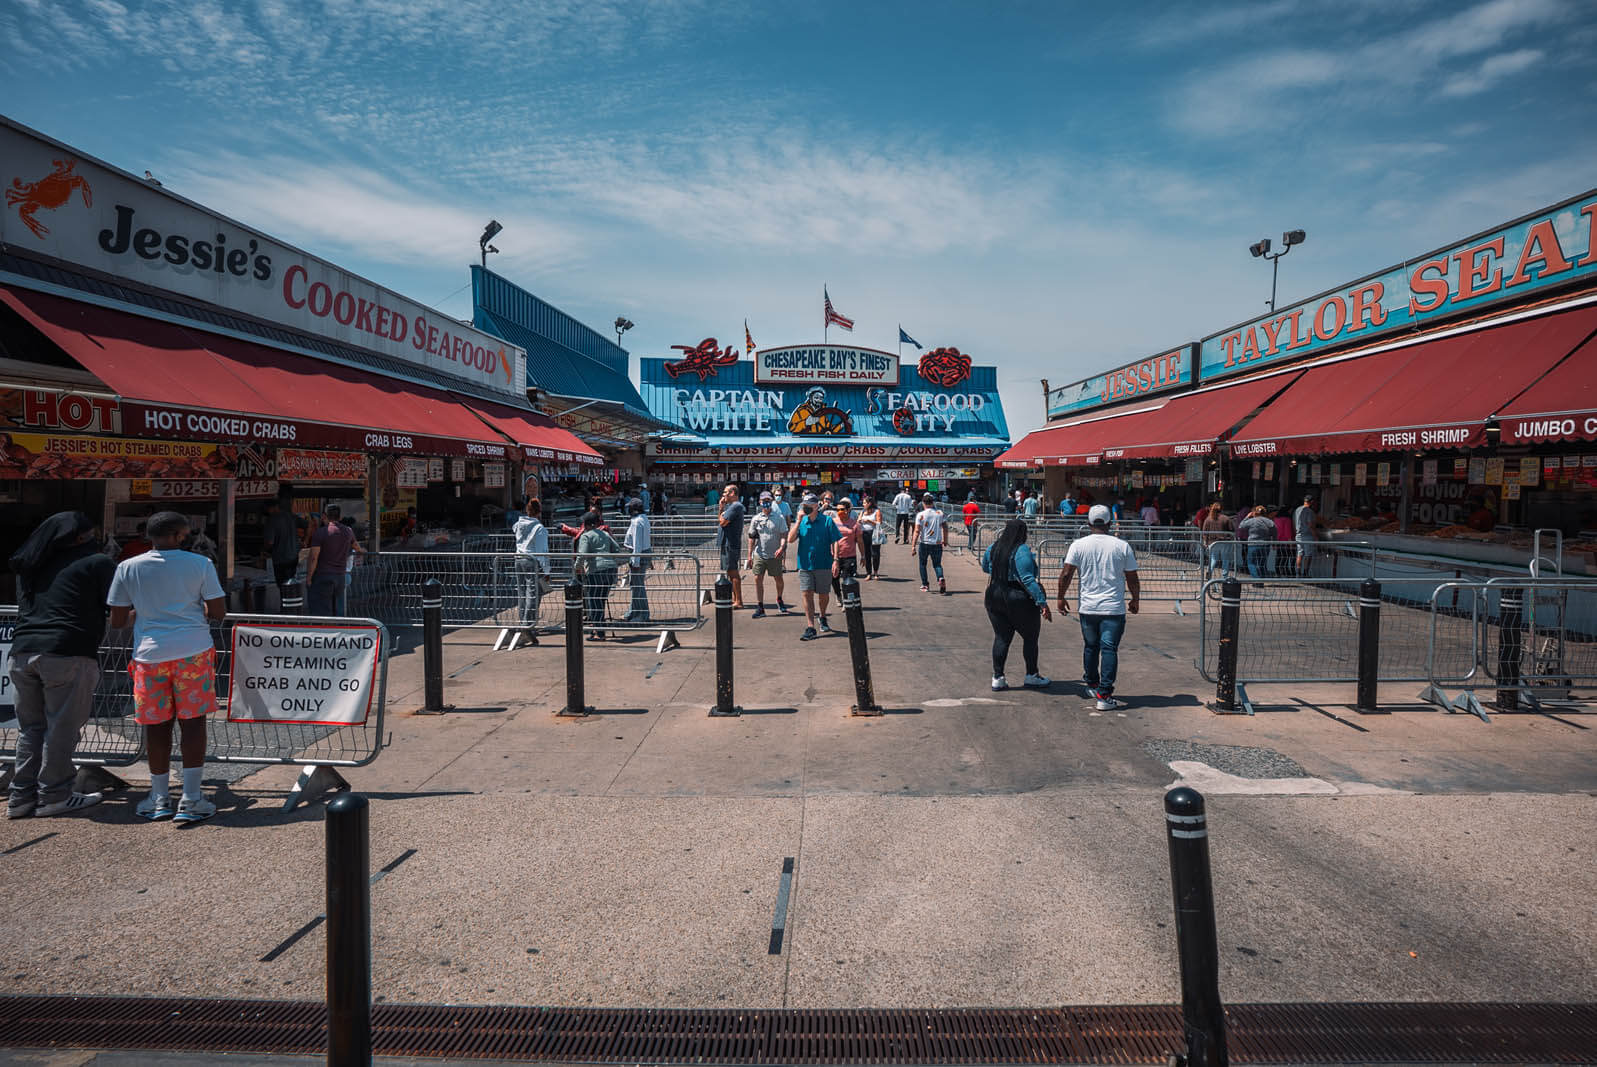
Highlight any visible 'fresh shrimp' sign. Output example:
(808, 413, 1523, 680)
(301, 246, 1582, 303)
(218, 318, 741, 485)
(1, 118, 526, 399)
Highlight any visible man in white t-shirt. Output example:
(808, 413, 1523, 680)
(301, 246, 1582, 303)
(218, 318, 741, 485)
(911, 492, 949, 594)
(106, 510, 228, 823)
(1056, 504, 1140, 711)
(892, 488, 915, 543)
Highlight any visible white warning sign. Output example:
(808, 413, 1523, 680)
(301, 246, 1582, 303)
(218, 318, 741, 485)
(0, 615, 16, 729)
(227, 624, 380, 725)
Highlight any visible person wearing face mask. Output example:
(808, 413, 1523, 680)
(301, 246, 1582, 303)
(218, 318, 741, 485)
(746, 492, 790, 617)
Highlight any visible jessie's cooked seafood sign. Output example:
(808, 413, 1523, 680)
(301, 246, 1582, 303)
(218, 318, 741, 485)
(0, 433, 231, 479)
(1, 117, 526, 400)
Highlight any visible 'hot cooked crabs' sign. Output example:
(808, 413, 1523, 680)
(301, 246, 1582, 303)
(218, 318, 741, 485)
(1, 117, 526, 400)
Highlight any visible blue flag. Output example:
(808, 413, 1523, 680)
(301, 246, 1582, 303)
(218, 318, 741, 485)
(898, 326, 922, 349)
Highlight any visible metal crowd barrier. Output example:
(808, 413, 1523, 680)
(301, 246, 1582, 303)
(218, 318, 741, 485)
(354, 551, 704, 635)
(1425, 577, 1597, 720)
(1197, 576, 1484, 692)
(2, 610, 391, 810)
(0, 607, 145, 774)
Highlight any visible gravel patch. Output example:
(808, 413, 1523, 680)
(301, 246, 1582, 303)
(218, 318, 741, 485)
(1142, 739, 1308, 779)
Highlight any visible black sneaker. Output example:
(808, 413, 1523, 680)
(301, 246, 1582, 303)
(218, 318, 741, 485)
(818, 617, 832, 634)
(751, 608, 766, 618)
(800, 627, 818, 641)
(777, 600, 791, 613)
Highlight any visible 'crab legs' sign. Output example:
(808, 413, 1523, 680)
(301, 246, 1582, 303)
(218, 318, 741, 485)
(0, 117, 526, 400)
(1201, 189, 1597, 383)
(754, 345, 899, 386)
(1046, 345, 1195, 420)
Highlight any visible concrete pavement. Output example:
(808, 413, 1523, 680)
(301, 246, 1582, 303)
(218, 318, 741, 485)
(3, 545, 1594, 1013)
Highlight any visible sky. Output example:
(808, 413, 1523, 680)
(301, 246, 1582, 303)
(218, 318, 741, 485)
(3, 0, 1596, 440)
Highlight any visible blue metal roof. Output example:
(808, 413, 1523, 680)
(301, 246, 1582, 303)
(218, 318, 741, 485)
(472, 267, 652, 416)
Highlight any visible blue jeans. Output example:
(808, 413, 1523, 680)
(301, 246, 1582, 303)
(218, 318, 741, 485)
(1246, 544, 1272, 580)
(918, 543, 944, 585)
(1206, 541, 1234, 576)
(307, 574, 341, 615)
(1079, 613, 1126, 696)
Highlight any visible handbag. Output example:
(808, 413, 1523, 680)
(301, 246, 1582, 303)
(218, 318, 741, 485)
(873, 524, 887, 545)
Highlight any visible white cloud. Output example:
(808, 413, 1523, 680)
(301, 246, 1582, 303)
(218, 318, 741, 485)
(1440, 48, 1545, 96)
(164, 154, 587, 285)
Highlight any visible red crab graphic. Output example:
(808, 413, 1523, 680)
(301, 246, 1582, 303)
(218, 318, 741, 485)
(918, 346, 973, 388)
(891, 407, 916, 435)
(664, 338, 739, 381)
(7, 158, 92, 239)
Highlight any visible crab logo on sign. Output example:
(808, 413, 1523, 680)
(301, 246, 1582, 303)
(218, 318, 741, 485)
(664, 338, 739, 381)
(917, 347, 972, 388)
(7, 158, 92, 239)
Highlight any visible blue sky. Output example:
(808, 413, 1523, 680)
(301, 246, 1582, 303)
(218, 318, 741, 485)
(4, 0, 1596, 439)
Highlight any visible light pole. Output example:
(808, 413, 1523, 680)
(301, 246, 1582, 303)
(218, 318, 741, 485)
(479, 220, 502, 269)
(1249, 229, 1306, 312)
(613, 317, 634, 347)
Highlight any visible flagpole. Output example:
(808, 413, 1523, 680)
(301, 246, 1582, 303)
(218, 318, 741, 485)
(823, 285, 827, 343)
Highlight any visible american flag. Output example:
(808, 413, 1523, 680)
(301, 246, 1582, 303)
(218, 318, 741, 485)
(824, 287, 854, 331)
(745, 320, 756, 354)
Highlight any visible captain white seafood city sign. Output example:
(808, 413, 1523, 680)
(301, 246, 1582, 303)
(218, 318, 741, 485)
(0, 118, 526, 400)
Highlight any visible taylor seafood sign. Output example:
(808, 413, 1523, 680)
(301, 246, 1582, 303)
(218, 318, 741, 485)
(1202, 189, 1597, 382)
(1, 117, 526, 399)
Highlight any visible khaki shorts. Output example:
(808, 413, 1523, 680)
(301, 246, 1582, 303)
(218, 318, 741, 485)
(751, 556, 784, 578)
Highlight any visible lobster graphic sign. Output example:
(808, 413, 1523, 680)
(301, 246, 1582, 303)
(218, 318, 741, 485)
(664, 338, 739, 381)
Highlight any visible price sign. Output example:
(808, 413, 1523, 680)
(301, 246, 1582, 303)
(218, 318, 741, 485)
(450, 458, 466, 482)
(227, 624, 382, 725)
(427, 458, 445, 482)
(483, 462, 506, 489)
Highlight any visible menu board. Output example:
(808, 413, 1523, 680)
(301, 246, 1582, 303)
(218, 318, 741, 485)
(396, 458, 429, 489)
(1354, 463, 1367, 486)
(450, 458, 466, 482)
(1376, 462, 1391, 486)
(483, 462, 506, 489)
(1484, 458, 1505, 485)
(1518, 457, 1540, 487)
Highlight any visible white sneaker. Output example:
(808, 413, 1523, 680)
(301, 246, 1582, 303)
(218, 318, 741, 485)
(991, 675, 1009, 691)
(1095, 695, 1126, 711)
(34, 792, 103, 817)
(1023, 673, 1051, 688)
(173, 795, 217, 824)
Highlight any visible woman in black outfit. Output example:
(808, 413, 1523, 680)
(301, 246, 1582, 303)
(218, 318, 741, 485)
(980, 518, 1052, 691)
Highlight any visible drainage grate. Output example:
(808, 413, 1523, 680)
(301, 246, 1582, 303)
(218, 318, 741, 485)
(1, 997, 1594, 1063)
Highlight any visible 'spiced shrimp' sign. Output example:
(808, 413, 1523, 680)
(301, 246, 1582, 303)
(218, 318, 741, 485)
(1202, 190, 1597, 382)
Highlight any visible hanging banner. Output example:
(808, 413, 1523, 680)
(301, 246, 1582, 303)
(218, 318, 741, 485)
(277, 449, 366, 482)
(0, 433, 230, 479)
(227, 623, 381, 725)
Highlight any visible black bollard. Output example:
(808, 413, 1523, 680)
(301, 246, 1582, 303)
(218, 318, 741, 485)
(325, 792, 371, 1067)
(421, 578, 445, 713)
(841, 575, 881, 716)
(281, 578, 304, 615)
(1354, 578, 1384, 714)
(562, 578, 592, 716)
(1209, 577, 1241, 714)
(710, 575, 740, 716)
(1164, 787, 1228, 1067)
(1496, 587, 1524, 712)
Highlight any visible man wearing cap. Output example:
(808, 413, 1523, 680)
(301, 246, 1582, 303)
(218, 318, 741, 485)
(746, 492, 789, 618)
(1293, 494, 1319, 577)
(911, 492, 949, 594)
(1056, 504, 1140, 712)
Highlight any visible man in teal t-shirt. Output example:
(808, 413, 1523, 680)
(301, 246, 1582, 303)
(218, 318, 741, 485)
(784, 495, 840, 641)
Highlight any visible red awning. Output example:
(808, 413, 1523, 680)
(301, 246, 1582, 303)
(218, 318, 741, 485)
(462, 397, 604, 465)
(1498, 332, 1597, 443)
(1227, 304, 1597, 456)
(1, 285, 514, 459)
(997, 405, 1170, 469)
(1091, 372, 1301, 460)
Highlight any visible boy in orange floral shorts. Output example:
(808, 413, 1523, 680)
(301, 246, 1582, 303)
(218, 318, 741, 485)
(108, 511, 227, 824)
